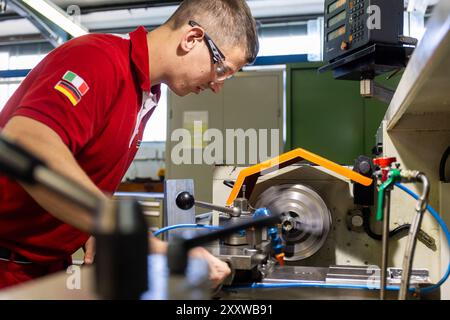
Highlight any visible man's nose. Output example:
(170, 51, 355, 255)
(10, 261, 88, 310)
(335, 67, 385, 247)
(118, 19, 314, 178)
(209, 82, 224, 93)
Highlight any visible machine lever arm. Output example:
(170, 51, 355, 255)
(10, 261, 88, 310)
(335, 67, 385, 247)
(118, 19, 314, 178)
(176, 191, 241, 216)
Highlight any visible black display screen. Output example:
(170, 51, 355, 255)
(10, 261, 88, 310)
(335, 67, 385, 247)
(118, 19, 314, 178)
(328, 0, 346, 13)
(327, 25, 346, 41)
(328, 10, 346, 28)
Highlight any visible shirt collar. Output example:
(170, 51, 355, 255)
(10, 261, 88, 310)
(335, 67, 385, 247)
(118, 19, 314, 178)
(129, 26, 153, 93)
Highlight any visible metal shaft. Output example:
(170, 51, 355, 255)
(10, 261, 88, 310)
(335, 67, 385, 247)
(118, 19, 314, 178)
(399, 173, 430, 300)
(380, 191, 391, 300)
(194, 200, 240, 216)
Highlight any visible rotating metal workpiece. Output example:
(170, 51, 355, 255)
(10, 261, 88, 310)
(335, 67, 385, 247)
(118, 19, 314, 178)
(254, 184, 332, 261)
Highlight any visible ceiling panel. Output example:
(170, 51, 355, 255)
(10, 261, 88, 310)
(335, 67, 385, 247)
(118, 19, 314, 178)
(1, 0, 181, 15)
(52, 0, 181, 9)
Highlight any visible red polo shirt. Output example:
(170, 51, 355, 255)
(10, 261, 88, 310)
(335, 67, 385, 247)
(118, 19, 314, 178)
(0, 26, 160, 264)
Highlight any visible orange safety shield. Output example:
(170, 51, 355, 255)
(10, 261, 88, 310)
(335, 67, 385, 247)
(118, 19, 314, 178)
(226, 148, 373, 206)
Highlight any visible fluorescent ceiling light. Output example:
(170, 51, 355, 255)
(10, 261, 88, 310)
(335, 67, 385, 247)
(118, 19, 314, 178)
(22, 0, 88, 37)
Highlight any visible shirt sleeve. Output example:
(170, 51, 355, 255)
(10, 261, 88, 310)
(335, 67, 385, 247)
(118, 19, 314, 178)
(13, 38, 120, 155)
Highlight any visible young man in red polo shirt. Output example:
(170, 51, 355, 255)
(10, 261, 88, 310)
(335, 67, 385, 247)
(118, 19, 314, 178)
(0, 0, 259, 290)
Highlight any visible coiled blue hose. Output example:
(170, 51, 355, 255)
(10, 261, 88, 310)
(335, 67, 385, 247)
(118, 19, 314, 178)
(152, 224, 223, 237)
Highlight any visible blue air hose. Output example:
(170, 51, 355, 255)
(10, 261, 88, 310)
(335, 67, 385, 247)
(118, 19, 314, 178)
(153, 224, 222, 237)
(394, 183, 450, 293)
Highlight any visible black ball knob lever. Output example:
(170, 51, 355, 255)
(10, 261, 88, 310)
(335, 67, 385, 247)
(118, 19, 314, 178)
(176, 191, 195, 210)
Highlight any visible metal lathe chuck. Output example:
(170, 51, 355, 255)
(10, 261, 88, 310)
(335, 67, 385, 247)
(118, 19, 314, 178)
(254, 184, 331, 261)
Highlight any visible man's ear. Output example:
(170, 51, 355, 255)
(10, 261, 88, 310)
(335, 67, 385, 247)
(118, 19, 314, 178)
(180, 26, 205, 53)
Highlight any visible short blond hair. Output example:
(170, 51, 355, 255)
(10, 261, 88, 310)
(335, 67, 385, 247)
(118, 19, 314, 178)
(165, 0, 259, 64)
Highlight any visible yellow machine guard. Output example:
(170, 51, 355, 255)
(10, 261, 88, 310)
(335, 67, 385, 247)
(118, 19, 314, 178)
(226, 148, 373, 206)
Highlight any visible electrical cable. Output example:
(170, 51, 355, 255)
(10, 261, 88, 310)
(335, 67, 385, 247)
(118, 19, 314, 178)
(439, 146, 450, 182)
(362, 207, 410, 240)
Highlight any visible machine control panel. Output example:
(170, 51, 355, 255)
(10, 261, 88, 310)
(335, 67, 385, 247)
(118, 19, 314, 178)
(324, 0, 404, 62)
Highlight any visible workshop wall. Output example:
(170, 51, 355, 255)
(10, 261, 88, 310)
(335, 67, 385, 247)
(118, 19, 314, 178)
(166, 70, 284, 208)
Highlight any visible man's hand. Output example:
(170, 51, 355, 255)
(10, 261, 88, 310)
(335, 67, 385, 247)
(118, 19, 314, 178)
(188, 247, 231, 289)
(149, 236, 168, 254)
(149, 237, 231, 288)
(83, 236, 96, 265)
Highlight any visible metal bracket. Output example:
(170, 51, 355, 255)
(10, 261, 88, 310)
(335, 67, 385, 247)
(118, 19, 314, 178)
(0, 0, 6, 13)
(399, 35, 418, 46)
(7, 0, 88, 47)
(8, 0, 67, 46)
(360, 79, 395, 104)
(163, 179, 196, 241)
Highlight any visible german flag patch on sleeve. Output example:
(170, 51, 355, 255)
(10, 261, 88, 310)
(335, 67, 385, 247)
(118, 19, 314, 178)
(54, 71, 90, 106)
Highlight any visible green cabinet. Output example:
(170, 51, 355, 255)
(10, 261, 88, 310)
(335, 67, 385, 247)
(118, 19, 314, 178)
(286, 63, 399, 164)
